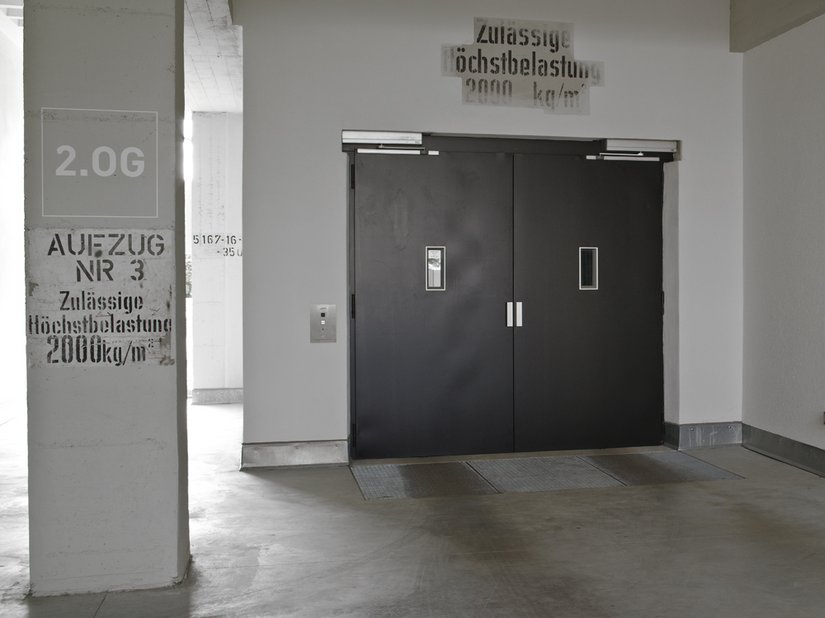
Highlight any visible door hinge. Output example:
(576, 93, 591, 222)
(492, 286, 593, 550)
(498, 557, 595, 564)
(350, 162, 355, 190)
(351, 293, 356, 319)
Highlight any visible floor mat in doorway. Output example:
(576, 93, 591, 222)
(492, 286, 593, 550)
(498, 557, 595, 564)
(581, 451, 742, 486)
(468, 456, 623, 493)
(350, 462, 497, 500)
(351, 451, 742, 501)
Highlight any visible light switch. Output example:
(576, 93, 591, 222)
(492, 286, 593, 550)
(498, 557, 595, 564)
(310, 304, 336, 343)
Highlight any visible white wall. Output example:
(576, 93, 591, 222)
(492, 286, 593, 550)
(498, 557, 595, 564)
(191, 112, 243, 397)
(743, 14, 825, 449)
(0, 17, 24, 414)
(236, 0, 743, 447)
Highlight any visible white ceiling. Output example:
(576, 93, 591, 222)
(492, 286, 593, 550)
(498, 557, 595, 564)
(3, 0, 242, 114)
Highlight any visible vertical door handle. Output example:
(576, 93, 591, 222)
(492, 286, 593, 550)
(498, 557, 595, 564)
(516, 302, 523, 327)
(506, 302, 514, 327)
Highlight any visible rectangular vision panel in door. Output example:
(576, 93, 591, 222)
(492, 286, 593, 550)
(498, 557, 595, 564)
(514, 155, 664, 451)
(353, 152, 514, 458)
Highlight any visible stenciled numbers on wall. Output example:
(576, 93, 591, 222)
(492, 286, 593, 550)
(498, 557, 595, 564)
(443, 17, 604, 113)
(27, 107, 175, 369)
(351, 141, 664, 459)
(26, 229, 174, 368)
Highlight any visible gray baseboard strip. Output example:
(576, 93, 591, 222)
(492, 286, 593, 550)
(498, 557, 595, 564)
(241, 440, 348, 469)
(742, 424, 825, 477)
(664, 421, 742, 450)
(191, 388, 244, 405)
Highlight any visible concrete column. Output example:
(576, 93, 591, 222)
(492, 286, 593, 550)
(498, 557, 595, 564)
(24, 1, 188, 595)
(191, 112, 243, 404)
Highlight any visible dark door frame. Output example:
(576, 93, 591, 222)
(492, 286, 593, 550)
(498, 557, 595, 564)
(344, 133, 677, 459)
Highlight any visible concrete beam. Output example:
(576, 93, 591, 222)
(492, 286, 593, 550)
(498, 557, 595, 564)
(731, 0, 825, 51)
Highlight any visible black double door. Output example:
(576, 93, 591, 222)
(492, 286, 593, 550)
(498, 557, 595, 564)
(352, 149, 663, 459)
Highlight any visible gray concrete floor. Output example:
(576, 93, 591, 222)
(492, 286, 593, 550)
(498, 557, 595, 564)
(3, 400, 825, 617)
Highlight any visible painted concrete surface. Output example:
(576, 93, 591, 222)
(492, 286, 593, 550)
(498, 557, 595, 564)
(3, 401, 825, 616)
(191, 112, 243, 395)
(0, 11, 25, 412)
(0, 397, 28, 607)
(239, 0, 743, 450)
(24, 0, 188, 593)
(743, 12, 825, 451)
(731, 0, 825, 51)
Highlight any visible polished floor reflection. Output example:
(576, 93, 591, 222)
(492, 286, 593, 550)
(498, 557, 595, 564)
(2, 401, 825, 617)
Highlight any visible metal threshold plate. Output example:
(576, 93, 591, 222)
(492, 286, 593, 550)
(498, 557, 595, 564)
(468, 456, 622, 493)
(582, 451, 741, 486)
(351, 462, 496, 501)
